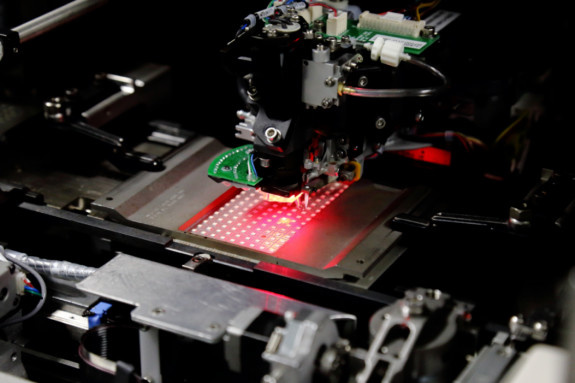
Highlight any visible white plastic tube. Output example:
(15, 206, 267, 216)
(3, 249, 97, 281)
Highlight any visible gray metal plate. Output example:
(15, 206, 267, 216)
(77, 254, 354, 344)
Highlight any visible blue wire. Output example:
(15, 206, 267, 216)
(250, 154, 259, 178)
(25, 286, 40, 294)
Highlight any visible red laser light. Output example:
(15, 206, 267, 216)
(184, 183, 348, 254)
(394, 147, 452, 166)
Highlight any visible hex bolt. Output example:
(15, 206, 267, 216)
(265, 127, 282, 144)
(327, 36, 337, 51)
(325, 77, 336, 87)
(321, 98, 334, 109)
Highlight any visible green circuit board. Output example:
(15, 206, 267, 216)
(346, 24, 439, 55)
(208, 144, 263, 187)
(320, 18, 439, 55)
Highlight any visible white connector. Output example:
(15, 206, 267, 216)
(326, 11, 348, 36)
(299, 4, 326, 24)
(299, 9, 311, 24)
(14, 270, 27, 295)
(309, 5, 324, 21)
(370, 36, 385, 61)
(358, 11, 426, 38)
(365, 36, 411, 67)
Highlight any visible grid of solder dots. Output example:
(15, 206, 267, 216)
(191, 183, 347, 253)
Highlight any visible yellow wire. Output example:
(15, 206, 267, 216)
(460, 134, 488, 149)
(415, 0, 441, 21)
(495, 111, 529, 144)
(350, 161, 362, 181)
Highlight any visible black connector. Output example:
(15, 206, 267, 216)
(0, 30, 20, 62)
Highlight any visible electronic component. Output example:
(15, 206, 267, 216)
(327, 11, 348, 36)
(358, 11, 427, 38)
(210, 1, 448, 200)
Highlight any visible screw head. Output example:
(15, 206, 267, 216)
(263, 26, 277, 37)
(375, 118, 386, 129)
(321, 98, 334, 109)
(335, 149, 346, 159)
(208, 322, 221, 331)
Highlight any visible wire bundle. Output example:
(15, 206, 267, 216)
(0, 246, 47, 329)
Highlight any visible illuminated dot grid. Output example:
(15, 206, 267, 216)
(189, 183, 348, 253)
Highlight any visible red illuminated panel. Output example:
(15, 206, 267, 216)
(185, 183, 348, 254)
(394, 147, 451, 166)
